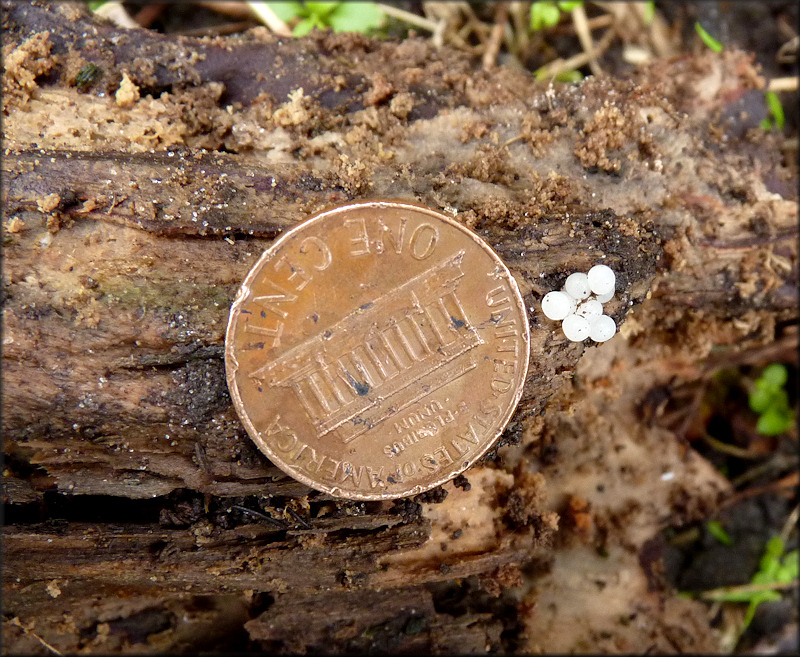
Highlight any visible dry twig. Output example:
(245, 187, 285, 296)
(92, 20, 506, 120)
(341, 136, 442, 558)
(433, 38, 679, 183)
(780, 504, 799, 544)
(572, 3, 603, 76)
(178, 21, 257, 37)
(8, 618, 62, 656)
(93, 1, 139, 29)
(777, 35, 798, 64)
(247, 1, 291, 36)
(719, 471, 800, 510)
(196, 1, 253, 19)
(132, 3, 165, 28)
(377, 3, 439, 33)
(768, 76, 799, 93)
(701, 433, 766, 460)
(535, 26, 617, 80)
(482, 3, 509, 71)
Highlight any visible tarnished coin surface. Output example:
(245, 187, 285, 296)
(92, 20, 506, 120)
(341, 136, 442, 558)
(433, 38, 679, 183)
(225, 200, 529, 500)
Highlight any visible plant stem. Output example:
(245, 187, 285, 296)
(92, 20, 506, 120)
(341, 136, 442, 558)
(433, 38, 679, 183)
(780, 504, 799, 544)
(698, 579, 798, 601)
(701, 433, 764, 460)
(535, 26, 616, 80)
(377, 3, 439, 32)
(571, 4, 603, 76)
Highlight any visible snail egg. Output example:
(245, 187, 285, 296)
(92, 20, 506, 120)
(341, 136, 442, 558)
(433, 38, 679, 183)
(589, 314, 617, 342)
(541, 291, 576, 320)
(576, 299, 603, 319)
(595, 289, 614, 303)
(588, 264, 615, 296)
(562, 314, 591, 342)
(564, 272, 591, 300)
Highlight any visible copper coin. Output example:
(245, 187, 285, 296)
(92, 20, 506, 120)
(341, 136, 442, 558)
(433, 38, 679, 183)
(225, 200, 529, 500)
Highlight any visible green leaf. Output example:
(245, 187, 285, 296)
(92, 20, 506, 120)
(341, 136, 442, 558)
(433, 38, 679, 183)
(695, 22, 723, 53)
(776, 565, 796, 583)
(554, 69, 584, 83)
(753, 377, 778, 393)
(756, 407, 791, 436)
(88, 1, 107, 10)
(305, 1, 339, 18)
(749, 386, 774, 414)
(760, 536, 785, 573)
(643, 2, 656, 25)
(292, 16, 319, 35)
(758, 377, 779, 392)
(328, 2, 384, 33)
(750, 365, 794, 435)
(779, 550, 798, 580)
(761, 363, 788, 388)
(530, 2, 561, 31)
(266, 1, 306, 21)
(557, 1, 583, 11)
(707, 520, 733, 546)
(752, 569, 777, 586)
(764, 91, 786, 131)
(769, 388, 792, 416)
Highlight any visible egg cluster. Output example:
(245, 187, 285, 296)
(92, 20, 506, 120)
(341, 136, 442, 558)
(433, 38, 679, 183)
(541, 265, 617, 343)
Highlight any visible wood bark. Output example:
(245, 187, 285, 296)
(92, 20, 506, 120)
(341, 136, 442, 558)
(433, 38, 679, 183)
(2, 1, 797, 653)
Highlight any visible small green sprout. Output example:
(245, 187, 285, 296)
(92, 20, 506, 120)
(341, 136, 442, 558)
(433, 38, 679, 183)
(554, 69, 584, 83)
(268, 2, 384, 37)
(534, 66, 584, 83)
(749, 363, 794, 436)
(643, 2, 656, 25)
(529, 1, 583, 32)
(760, 91, 786, 131)
(712, 536, 798, 629)
(695, 21, 723, 53)
(707, 520, 733, 546)
(530, 2, 560, 31)
(88, 1, 107, 10)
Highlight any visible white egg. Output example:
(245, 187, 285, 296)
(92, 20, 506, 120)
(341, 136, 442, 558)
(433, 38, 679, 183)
(541, 291, 577, 321)
(589, 314, 616, 342)
(564, 272, 591, 300)
(595, 289, 614, 303)
(576, 299, 603, 319)
(587, 264, 615, 296)
(562, 314, 591, 342)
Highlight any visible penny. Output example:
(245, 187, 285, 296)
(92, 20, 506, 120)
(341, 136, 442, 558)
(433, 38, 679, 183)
(225, 200, 529, 500)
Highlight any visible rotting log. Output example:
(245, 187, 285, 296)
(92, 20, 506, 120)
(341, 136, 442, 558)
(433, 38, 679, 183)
(2, 1, 797, 653)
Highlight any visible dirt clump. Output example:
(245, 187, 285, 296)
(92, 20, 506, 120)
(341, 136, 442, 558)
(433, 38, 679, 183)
(574, 102, 629, 172)
(114, 72, 140, 107)
(2, 31, 56, 108)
